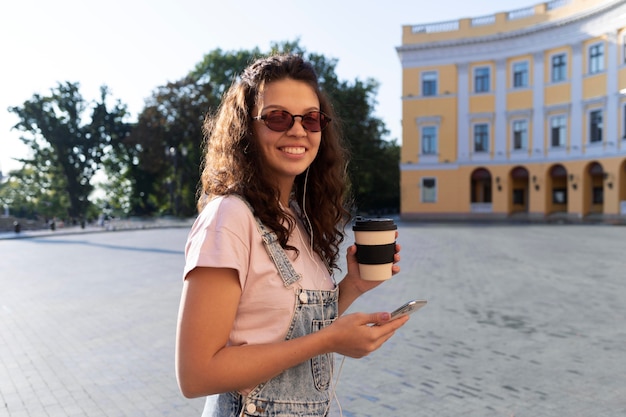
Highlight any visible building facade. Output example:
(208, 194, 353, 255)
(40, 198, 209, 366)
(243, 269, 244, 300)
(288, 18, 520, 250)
(397, 0, 626, 221)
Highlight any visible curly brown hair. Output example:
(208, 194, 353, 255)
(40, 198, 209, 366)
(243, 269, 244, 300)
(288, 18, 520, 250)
(199, 54, 351, 271)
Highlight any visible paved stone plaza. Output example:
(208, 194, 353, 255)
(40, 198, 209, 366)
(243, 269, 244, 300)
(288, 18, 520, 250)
(1, 223, 625, 416)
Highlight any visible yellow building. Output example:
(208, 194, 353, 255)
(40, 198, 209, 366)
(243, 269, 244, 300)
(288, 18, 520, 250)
(397, 0, 626, 221)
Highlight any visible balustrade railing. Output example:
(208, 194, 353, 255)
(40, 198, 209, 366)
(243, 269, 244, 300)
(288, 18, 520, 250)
(507, 6, 536, 20)
(471, 14, 496, 27)
(411, 0, 574, 35)
(411, 19, 459, 34)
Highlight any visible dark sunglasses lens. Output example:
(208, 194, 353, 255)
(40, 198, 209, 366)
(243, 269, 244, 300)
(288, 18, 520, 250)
(302, 112, 323, 132)
(262, 110, 328, 132)
(265, 111, 293, 131)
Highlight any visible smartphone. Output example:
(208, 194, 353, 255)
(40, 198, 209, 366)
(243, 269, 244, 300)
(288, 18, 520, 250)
(389, 299, 427, 320)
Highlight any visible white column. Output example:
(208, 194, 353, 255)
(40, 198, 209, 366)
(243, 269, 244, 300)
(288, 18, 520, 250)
(457, 63, 470, 161)
(532, 51, 545, 156)
(494, 59, 507, 160)
(569, 43, 583, 154)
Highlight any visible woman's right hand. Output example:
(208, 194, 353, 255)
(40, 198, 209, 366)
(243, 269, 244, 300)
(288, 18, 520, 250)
(322, 312, 409, 358)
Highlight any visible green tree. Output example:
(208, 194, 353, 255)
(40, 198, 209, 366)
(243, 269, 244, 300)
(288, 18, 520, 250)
(123, 48, 259, 217)
(9, 82, 129, 221)
(0, 165, 68, 220)
(120, 75, 216, 217)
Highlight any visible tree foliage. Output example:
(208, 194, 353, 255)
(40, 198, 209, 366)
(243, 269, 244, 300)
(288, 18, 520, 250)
(8, 82, 129, 220)
(0, 165, 68, 220)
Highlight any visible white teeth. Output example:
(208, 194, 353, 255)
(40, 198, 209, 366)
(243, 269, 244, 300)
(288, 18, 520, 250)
(282, 147, 305, 155)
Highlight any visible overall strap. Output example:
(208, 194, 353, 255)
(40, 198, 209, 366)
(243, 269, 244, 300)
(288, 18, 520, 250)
(232, 195, 301, 288)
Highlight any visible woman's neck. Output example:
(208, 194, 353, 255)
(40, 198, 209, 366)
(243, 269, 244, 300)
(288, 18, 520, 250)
(277, 179, 295, 208)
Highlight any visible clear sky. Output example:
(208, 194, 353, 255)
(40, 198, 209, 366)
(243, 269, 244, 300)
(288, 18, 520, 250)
(0, 0, 536, 174)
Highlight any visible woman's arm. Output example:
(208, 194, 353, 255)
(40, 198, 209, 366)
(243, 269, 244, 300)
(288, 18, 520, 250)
(175, 266, 407, 398)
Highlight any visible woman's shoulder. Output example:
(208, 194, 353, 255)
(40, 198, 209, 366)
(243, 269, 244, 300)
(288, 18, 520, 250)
(207, 194, 251, 212)
(196, 195, 255, 231)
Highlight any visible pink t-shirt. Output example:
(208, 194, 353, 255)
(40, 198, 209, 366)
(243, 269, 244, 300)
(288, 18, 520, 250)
(183, 195, 335, 347)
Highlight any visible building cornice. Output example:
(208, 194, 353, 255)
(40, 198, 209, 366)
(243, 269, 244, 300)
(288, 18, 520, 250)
(397, 0, 626, 65)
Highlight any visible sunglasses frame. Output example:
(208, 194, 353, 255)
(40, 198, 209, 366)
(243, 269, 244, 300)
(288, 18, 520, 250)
(253, 110, 331, 132)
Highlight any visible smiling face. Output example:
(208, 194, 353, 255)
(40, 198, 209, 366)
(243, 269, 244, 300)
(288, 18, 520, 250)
(252, 78, 322, 199)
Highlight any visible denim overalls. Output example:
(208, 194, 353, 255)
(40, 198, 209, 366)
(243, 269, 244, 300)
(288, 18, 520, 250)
(212, 202, 339, 417)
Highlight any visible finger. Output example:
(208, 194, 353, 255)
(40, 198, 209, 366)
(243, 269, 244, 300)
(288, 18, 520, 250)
(366, 312, 391, 325)
(377, 313, 410, 329)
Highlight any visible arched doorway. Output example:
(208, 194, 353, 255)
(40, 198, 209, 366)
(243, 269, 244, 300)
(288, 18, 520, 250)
(470, 168, 492, 213)
(549, 164, 568, 214)
(510, 166, 529, 213)
(587, 161, 604, 215)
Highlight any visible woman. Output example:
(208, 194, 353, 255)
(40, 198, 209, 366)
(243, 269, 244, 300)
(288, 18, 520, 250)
(176, 54, 408, 417)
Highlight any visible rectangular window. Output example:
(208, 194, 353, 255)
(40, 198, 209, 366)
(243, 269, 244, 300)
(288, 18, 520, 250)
(589, 110, 603, 143)
(589, 43, 604, 74)
(512, 120, 528, 150)
(421, 71, 437, 96)
(551, 53, 567, 82)
(421, 126, 437, 155)
(550, 115, 567, 147)
(512, 61, 528, 88)
(474, 124, 489, 152)
(421, 178, 437, 203)
(474, 67, 490, 93)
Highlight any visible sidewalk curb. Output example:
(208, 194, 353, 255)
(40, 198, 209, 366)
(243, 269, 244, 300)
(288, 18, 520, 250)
(0, 219, 194, 240)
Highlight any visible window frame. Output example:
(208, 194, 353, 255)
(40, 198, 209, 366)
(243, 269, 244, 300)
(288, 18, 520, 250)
(473, 123, 490, 153)
(421, 177, 437, 203)
(551, 53, 567, 83)
(589, 109, 603, 143)
(588, 42, 604, 74)
(550, 114, 567, 148)
(512, 119, 528, 150)
(421, 71, 438, 97)
(512, 61, 529, 89)
(474, 66, 491, 93)
(420, 125, 438, 155)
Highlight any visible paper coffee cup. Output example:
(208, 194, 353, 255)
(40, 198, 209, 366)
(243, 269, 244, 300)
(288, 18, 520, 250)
(352, 217, 397, 281)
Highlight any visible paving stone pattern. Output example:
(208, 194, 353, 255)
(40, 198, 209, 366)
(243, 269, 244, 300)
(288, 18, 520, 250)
(1, 224, 625, 416)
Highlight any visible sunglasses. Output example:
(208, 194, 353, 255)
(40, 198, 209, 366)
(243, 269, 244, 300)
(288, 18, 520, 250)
(253, 110, 331, 132)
